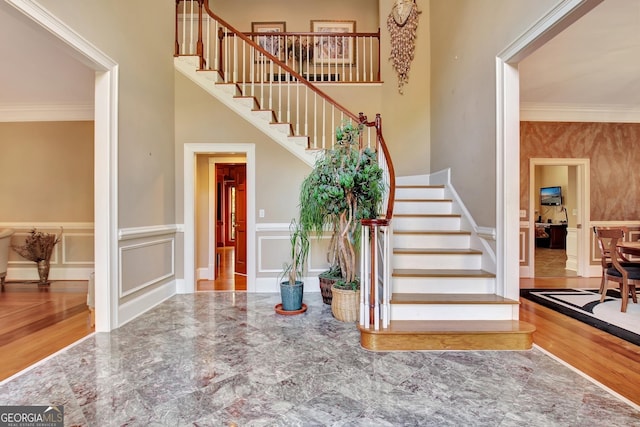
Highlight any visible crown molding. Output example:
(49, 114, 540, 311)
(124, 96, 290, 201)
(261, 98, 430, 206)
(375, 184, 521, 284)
(0, 103, 94, 122)
(520, 102, 640, 123)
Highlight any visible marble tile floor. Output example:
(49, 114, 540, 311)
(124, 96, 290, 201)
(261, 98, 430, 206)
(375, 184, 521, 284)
(1, 293, 639, 426)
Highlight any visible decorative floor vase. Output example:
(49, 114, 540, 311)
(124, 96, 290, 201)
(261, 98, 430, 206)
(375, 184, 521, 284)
(37, 260, 50, 285)
(280, 281, 304, 311)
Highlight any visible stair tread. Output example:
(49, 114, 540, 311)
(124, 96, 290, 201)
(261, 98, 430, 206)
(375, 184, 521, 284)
(396, 199, 452, 202)
(394, 230, 471, 235)
(396, 185, 445, 189)
(394, 213, 460, 218)
(360, 320, 535, 334)
(391, 293, 518, 304)
(393, 268, 495, 278)
(394, 248, 482, 255)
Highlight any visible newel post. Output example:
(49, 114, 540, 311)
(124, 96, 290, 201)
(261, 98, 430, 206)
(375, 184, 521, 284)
(196, 0, 205, 69)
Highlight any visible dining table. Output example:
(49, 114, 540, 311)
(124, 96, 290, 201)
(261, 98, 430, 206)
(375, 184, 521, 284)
(617, 241, 640, 257)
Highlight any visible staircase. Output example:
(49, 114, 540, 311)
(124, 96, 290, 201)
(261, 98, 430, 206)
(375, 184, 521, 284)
(359, 179, 535, 351)
(174, 1, 534, 351)
(174, 56, 317, 167)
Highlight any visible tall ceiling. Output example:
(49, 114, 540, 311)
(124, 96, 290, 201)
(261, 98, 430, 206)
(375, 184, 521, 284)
(0, 1, 638, 117)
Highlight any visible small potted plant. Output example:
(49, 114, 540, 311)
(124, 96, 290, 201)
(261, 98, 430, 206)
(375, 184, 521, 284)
(299, 121, 384, 321)
(11, 228, 62, 285)
(277, 218, 310, 314)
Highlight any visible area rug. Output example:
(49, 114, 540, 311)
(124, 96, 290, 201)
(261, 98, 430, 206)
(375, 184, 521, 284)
(520, 288, 640, 346)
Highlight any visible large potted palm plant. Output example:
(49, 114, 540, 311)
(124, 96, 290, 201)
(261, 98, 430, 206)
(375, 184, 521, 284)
(299, 121, 384, 321)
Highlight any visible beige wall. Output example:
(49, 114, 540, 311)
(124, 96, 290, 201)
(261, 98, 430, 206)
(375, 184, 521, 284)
(36, 0, 178, 309)
(379, 0, 431, 178)
(214, 0, 380, 32)
(0, 121, 93, 221)
(38, 0, 177, 229)
(430, 0, 558, 226)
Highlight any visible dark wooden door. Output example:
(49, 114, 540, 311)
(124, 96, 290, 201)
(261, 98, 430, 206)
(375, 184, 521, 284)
(234, 165, 247, 275)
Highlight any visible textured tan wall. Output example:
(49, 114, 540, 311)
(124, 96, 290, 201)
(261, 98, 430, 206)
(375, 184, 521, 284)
(0, 121, 93, 222)
(521, 122, 640, 221)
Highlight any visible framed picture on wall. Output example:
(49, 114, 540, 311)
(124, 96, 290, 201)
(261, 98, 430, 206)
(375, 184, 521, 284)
(311, 20, 355, 65)
(251, 21, 286, 61)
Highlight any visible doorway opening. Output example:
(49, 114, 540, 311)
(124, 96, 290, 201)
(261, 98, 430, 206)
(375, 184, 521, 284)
(528, 158, 590, 279)
(198, 161, 247, 292)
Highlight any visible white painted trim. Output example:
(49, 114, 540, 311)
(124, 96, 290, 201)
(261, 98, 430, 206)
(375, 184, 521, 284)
(207, 156, 247, 281)
(521, 103, 640, 123)
(496, 0, 603, 304)
(61, 232, 94, 264)
(118, 224, 179, 241)
(256, 223, 290, 232)
(527, 158, 590, 278)
(184, 143, 256, 294)
(0, 222, 93, 229)
(5, 0, 120, 333)
(118, 238, 175, 298)
(0, 103, 94, 122)
(117, 280, 175, 327)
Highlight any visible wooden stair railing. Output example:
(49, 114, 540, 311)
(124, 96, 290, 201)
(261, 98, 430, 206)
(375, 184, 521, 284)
(175, 1, 394, 329)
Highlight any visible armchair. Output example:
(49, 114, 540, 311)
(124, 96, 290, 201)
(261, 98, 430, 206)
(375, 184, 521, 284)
(0, 228, 15, 289)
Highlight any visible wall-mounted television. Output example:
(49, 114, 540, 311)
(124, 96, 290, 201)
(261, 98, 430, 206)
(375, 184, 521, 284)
(540, 186, 562, 206)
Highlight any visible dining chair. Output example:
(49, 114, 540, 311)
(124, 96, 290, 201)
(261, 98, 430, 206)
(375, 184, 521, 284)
(593, 226, 632, 295)
(594, 227, 639, 312)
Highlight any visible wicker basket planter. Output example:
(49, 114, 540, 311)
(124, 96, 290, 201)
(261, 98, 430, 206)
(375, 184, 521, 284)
(331, 285, 360, 322)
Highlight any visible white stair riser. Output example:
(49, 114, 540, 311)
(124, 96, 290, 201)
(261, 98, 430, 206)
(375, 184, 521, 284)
(393, 233, 470, 249)
(270, 123, 291, 135)
(234, 97, 256, 109)
(390, 304, 514, 321)
(392, 277, 495, 294)
(394, 201, 452, 215)
(396, 187, 445, 199)
(218, 84, 239, 95)
(288, 136, 309, 147)
(250, 110, 273, 122)
(393, 216, 460, 231)
(393, 254, 482, 269)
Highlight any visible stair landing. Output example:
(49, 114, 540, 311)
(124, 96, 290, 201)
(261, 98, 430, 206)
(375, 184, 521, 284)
(359, 319, 535, 351)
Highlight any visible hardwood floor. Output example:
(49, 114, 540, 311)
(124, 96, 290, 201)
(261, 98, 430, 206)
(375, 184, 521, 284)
(520, 276, 640, 406)
(0, 280, 93, 381)
(2, 266, 638, 406)
(197, 246, 247, 291)
(534, 247, 577, 277)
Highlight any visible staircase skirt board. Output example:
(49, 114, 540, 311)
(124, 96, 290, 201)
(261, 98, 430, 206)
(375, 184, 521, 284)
(359, 320, 535, 351)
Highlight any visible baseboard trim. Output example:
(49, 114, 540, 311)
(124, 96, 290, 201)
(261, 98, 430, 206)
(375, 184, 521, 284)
(118, 280, 176, 327)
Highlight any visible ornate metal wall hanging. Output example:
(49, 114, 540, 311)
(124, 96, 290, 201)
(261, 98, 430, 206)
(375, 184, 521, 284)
(387, 0, 420, 94)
